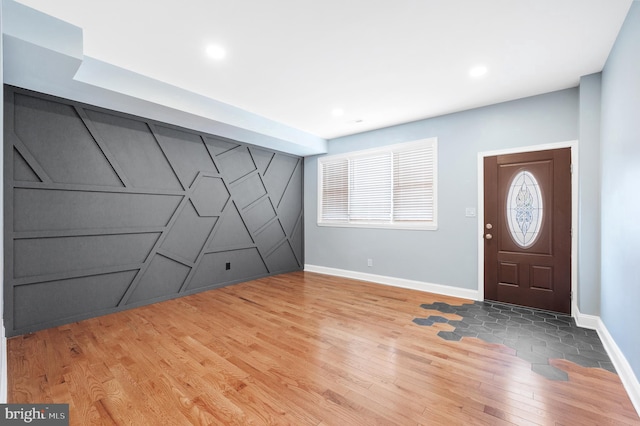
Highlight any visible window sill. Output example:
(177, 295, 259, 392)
(317, 222, 438, 231)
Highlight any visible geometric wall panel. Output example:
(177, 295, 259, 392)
(216, 146, 257, 183)
(13, 93, 123, 187)
(208, 204, 254, 251)
(262, 154, 298, 206)
(243, 197, 277, 233)
(84, 110, 183, 191)
(13, 189, 183, 232)
(277, 161, 303, 235)
(13, 233, 160, 278)
(4, 86, 303, 336)
(160, 202, 218, 263)
(229, 173, 267, 209)
(187, 248, 268, 290)
(154, 125, 218, 187)
(250, 147, 274, 175)
(13, 270, 138, 330)
(13, 149, 40, 182)
(264, 241, 299, 274)
(204, 136, 238, 157)
(127, 254, 191, 304)
(254, 219, 286, 254)
(290, 220, 304, 265)
(191, 176, 230, 217)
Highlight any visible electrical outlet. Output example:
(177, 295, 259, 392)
(367, 258, 373, 267)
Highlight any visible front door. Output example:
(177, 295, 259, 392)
(484, 148, 571, 313)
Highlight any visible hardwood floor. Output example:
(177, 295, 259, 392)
(8, 271, 640, 425)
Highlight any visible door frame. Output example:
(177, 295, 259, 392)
(477, 140, 578, 315)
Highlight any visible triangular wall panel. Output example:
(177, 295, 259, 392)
(208, 203, 254, 250)
(13, 93, 123, 187)
(13, 149, 40, 182)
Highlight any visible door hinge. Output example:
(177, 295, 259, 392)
(570, 163, 573, 174)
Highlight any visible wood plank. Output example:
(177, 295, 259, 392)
(7, 271, 640, 425)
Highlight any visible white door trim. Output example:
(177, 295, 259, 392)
(477, 140, 578, 315)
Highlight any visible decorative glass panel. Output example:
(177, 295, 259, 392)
(506, 170, 543, 248)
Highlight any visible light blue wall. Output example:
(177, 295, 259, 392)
(305, 88, 578, 290)
(600, 1, 640, 379)
(578, 73, 602, 315)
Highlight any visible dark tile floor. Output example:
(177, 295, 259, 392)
(413, 300, 614, 381)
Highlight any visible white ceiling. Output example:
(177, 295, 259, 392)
(14, 0, 633, 140)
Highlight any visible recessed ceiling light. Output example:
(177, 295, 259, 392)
(206, 44, 226, 60)
(469, 65, 488, 78)
(331, 108, 345, 117)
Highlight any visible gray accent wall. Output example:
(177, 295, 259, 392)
(600, 1, 640, 379)
(3, 86, 303, 336)
(305, 89, 578, 290)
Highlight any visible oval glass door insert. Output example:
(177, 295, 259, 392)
(506, 170, 543, 248)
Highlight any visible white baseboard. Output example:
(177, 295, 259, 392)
(573, 308, 640, 416)
(574, 309, 600, 330)
(303, 264, 479, 301)
(595, 319, 640, 416)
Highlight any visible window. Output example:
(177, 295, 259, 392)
(318, 138, 437, 230)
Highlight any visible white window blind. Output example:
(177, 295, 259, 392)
(318, 138, 437, 230)
(393, 145, 434, 221)
(349, 153, 392, 222)
(320, 158, 348, 223)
